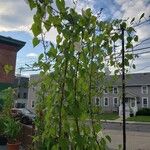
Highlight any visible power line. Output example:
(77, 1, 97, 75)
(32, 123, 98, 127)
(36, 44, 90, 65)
(135, 65, 150, 72)
(134, 37, 150, 48)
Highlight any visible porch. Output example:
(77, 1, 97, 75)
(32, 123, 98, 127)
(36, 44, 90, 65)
(119, 92, 138, 118)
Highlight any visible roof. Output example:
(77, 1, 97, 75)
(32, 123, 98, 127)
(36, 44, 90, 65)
(0, 35, 26, 51)
(113, 72, 150, 86)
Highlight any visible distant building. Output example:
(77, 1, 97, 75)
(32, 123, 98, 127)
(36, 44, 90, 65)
(27, 74, 40, 112)
(14, 76, 29, 108)
(0, 35, 25, 109)
(94, 73, 150, 117)
(0, 35, 25, 91)
(27, 73, 150, 116)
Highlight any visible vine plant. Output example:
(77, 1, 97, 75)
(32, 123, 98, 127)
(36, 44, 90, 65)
(27, 0, 140, 149)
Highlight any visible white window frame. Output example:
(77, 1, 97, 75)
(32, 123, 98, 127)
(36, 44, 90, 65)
(141, 86, 148, 94)
(113, 87, 118, 94)
(95, 97, 100, 106)
(142, 97, 148, 108)
(113, 97, 118, 107)
(104, 97, 109, 107)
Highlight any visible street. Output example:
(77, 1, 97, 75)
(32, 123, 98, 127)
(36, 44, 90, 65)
(104, 129, 150, 150)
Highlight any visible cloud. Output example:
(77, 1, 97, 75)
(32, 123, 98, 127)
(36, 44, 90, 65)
(1, 0, 150, 74)
(0, 0, 32, 32)
(26, 53, 38, 58)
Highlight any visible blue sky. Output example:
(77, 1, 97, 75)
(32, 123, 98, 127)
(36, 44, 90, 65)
(0, 0, 150, 76)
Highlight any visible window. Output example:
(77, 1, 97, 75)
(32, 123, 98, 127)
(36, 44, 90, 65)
(23, 92, 27, 99)
(104, 97, 109, 106)
(113, 97, 118, 107)
(113, 87, 118, 94)
(32, 101, 35, 108)
(142, 97, 148, 108)
(18, 93, 20, 98)
(104, 88, 108, 94)
(95, 97, 100, 106)
(141, 86, 148, 94)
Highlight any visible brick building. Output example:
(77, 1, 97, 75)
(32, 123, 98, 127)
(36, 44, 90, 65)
(0, 35, 25, 91)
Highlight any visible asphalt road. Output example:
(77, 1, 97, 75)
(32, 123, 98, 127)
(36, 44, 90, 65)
(102, 121, 150, 132)
(104, 129, 150, 150)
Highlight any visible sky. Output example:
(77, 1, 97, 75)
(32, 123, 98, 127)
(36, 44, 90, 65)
(0, 0, 150, 76)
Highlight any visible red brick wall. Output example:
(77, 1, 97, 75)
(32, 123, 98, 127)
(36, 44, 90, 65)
(0, 43, 17, 83)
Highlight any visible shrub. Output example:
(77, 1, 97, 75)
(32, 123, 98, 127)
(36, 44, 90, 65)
(136, 108, 150, 116)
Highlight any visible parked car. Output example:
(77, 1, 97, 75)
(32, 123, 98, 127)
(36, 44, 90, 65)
(11, 108, 35, 125)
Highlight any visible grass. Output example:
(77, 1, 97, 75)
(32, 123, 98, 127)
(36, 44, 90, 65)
(127, 115, 150, 122)
(94, 113, 119, 120)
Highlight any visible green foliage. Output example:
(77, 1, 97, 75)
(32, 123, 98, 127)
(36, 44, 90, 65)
(0, 115, 6, 135)
(127, 115, 150, 122)
(56, 0, 65, 12)
(33, 37, 40, 47)
(136, 108, 150, 116)
(0, 88, 14, 115)
(139, 13, 145, 20)
(27, 0, 139, 149)
(4, 117, 21, 144)
(4, 64, 13, 74)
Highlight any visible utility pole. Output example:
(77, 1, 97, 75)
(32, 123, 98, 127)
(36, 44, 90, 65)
(121, 27, 126, 150)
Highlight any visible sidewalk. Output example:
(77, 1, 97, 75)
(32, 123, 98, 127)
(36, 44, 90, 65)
(104, 129, 150, 150)
(101, 117, 150, 124)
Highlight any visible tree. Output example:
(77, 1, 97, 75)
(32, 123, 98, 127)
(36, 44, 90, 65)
(27, 0, 138, 149)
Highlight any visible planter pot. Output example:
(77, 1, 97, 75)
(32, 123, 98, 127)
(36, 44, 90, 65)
(0, 135, 7, 145)
(7, 142, 21, 150)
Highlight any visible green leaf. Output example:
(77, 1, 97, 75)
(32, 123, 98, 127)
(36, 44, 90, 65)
(125, 53, 133, 60)
(56, 35, 62, 44)
(31, 23, 41, 37)
(59, 138, 69, 149)
(134, 35, 138, 42)
(127, 27, 135, 34)
(127, 36, 132, 43)
(44, 20, 51, 31)
(105, 135, 111, 143)
(56, 0, 65, 12)
(33, 37, 40, 47)
(140, 13, 145, 20)
(28, 0, 36, 10)
(38, 53, 44, 61)
(114, 69, 119, 74)
(126, 43, 133, 49)
(4, 64, 13, 74)
(112, 33, 119, 42)
(107, 47, 112, 55)
(130, 17, 135, 24)
(85, 8, 92, 17)
(120, 22, 126, 29)
(132, 64, 136, 69)
(124, 58, 129, 66)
